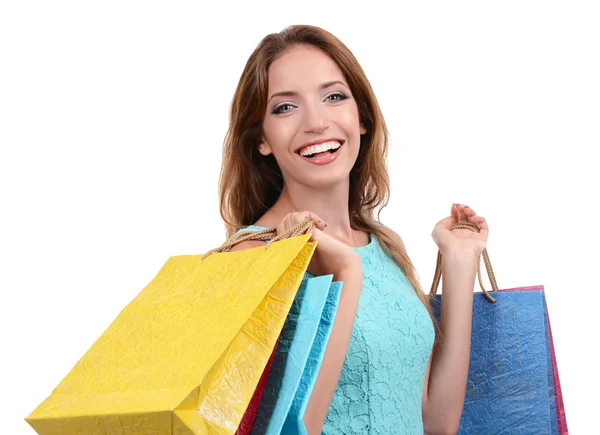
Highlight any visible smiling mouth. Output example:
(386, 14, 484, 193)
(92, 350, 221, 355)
(296, 140, 344, 159)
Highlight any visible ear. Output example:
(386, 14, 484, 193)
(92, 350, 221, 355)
(360, 122, 367, 135)
(258, 141, 273, 156)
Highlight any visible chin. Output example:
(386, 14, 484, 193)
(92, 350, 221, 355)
(281, 149, 359, 189)
(300, 166, 353, 189)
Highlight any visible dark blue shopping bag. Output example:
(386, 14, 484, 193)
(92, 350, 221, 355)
(428, 221, 568, 434)
(431, 286, 567, 434)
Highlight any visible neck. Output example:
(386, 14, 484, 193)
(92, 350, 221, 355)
(271, 179, 357, 241)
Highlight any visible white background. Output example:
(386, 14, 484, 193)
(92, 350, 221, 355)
(2, 1, 598, 433)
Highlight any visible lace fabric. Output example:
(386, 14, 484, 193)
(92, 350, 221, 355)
(242, 227, 435, 434)
(322, 235, 435, 434)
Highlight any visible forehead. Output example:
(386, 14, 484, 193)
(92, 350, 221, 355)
(268, 45, 346, 93)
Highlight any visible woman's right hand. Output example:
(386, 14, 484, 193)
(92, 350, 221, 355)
(276, 211, 362, 280)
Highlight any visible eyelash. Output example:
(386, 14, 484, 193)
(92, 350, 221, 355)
(326, 92, 348, 103)
(272, 92, 349, 114)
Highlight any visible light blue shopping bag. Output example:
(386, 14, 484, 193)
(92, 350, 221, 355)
(251, 275, 342, 435)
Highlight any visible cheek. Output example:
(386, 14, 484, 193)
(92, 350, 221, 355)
(263, 118, 296, 152)
(338, 106, 362, 135)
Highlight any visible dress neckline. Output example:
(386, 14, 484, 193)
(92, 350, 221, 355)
(242, 225, 376, 252)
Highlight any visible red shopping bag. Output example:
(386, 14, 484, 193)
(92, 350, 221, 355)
(236, 339, 280, 434)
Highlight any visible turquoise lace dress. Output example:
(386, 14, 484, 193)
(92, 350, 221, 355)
(244, 226, 435, 434)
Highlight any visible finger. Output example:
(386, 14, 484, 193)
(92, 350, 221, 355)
(451, 203, 459, 221)
(295, 211, 326, 230)
(464, 206, 486, 233)
(477, 215, 489, 237)
(276, 215, 293, 235)
(304, 212, 326, 230)
(463, 205, 480, 226)
(278, 212, 303, 234)
(463, 205, 477, 218)
(457, 204, 467, 222)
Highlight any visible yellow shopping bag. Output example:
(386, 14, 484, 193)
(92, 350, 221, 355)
(26, 220, 317, 435)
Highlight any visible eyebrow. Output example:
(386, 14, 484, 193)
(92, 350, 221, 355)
(267, 80, 349, 103)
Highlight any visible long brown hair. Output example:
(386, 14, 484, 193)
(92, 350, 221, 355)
(218, 24, 433, 316)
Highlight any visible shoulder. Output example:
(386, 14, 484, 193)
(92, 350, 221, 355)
(229, 240, 266, 252)
(228, 225, 268, 253)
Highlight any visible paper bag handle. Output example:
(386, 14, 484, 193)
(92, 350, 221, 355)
(428, 221, 499, 303)
(204, 218, 316, 257)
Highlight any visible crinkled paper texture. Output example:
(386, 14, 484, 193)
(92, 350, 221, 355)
(251, 276, 342, 435)
(26, 235, 316, 435)
(432, 287, 565, 435)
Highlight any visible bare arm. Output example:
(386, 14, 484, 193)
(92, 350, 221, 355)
(419, 203, 488, 434)
(422, 250, 477, 435)
(303, 265, 363, 434)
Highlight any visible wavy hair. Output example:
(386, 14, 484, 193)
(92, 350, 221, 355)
(218, 24, 433, 316)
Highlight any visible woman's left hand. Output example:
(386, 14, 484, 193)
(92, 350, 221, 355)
(431, 203, 488, 257)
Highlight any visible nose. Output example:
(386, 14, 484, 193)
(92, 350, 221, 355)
(302, 102, 329, 134)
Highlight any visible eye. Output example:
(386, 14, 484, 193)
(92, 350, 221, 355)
(272, 103, 295, 115)
(325, 92, 349, 102)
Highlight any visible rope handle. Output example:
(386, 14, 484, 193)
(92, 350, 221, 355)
(203, 217, 316, 258)
(428, 221, 499, 303)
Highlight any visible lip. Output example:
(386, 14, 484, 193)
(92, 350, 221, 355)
(298, 141, 344, 166)
(294, 137, 345, 154)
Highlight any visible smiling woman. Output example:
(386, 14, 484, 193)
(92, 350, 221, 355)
(257, 45, 366, 189)
(218, 24, 487, 435)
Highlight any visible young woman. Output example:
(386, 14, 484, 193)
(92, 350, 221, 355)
(218, 25, 488, 435)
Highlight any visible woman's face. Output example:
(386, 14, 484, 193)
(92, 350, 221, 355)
(260, 44, 366, 189)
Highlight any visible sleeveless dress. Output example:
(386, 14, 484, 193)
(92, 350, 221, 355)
(243, 226, 435, 434)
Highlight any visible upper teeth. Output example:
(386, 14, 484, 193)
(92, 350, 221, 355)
(298, 141, 342, 156)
